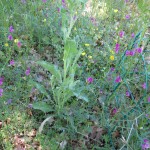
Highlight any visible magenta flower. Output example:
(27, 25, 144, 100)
(8, 34, 13, 40)
(115, 76, 121, 83)
(57, 7, 60, 13)
(87, 77, 93, 83)
(0, 77, 4, 86)
(126, 50, 130, 56)
(136, 47, 142, 53)
(125, 0, 128, 2)
(115, 43, 120, 53)
(10, 60, 15, 66)
(42, 0, 47, 2)
(119, 31, 125, 38)
(131, 33, 135, 38)
(142, 139, 150, 150)
(9, 26, 14, 32)
(112, 108, 118, 115)
(110, 67, 115, 72)
(17, 41, 22, 48)
(129, 50, 135, 56)
(148, 97, 150, 102)
(125, 14, 130, 19)
(126, 91, 130, 97)
(142, 83, 146, 89)
(0, 88, 3, 97)
(25, 68, 30, 76)
(62, 0, 66, 8)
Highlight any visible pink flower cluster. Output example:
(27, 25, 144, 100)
(126, 47, 143, 56)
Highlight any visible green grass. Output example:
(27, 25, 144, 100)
(0, 0, 150, 149)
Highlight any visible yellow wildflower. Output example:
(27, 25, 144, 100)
(74, 27, 77, 31)
(110, 55, 115, 60)
(14, 39, 19, 43)
(43, 18, 46, 22)
(85, 44, 90, 47)
(88, 55, 92, 59)
(4, 43, 9, 47)
(81, 52, 86, 56)
(114, 9, 118, 13)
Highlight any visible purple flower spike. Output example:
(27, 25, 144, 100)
(62, 0, 66, 8)
(126, 91, 130, 97)
(10, 60, 15, 66)
(0, 88, 3, 97)
(142, 83, 146, 89)
(115, 76, 121, 83)
(25, 68, 30, 76)
(21, 0, 26, 3)
(7, 99, 12, 105)
(112, 108, 118, 115)
(142, 139, 150, 150)
(42, 0, 47, 2)
(17, 41, 22, 48)
(0, 77, 4, 86)
(57, 7, 60, 13)
(148, 97, 150, 102)
(136, 47, 142, 54)
(126, 50, 130, 56)
(125, 14, 130, 20)
(87, 77, 93, 84)
(115, 43, 120, 54)
(131, 33, 135, 38)
(9, 26, 14, 32)
(28, 103, 33, 108)
(8, 34, 13, 40)
(129, 50, 135, 56)
(119, 31, 125, 38)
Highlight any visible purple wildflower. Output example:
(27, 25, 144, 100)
(142, 139, 150, 150)
(148, 97, 150, 102)
(142, 83, 146, 89)
(125, 14, 130, 20)
(25, 68, 30, 76)
(87, 77, 93, 83)
(119, 31, 125, 38)
(126, 50, 130, 56)
(125, 0, 128, 2)
(112, 108, 118, 115)
(21, 0, 26, 3)
(115, 76, 121, 83)
(7, 99, 12, 105)
(8, 34, 13, 40)
(129, 50, 135, 56)
(57, 7, 60, 13)
(0, 88, 3, 97)
(9, 26, 14, 32)
(62, 0, 66, 8)
(17, 41, 22, 48)
(0, 77, 4, 86)
(28, 103, 33, 108)
(110, 67, 115, 72)
(136, 47, 142, 54)
(115, 43, 120, 54)
(126, 91, 130, 97)
(42, 0, 47, 2)
(131, 33, 135, 38)
(10, 60, 15, 66)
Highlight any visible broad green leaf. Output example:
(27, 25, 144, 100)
(32, 101, 53, 113)
(37, 61, 62, 83)
(73, 91, 89, 102)
(64, 39, 77, 59)
(29, 80, 49, 98)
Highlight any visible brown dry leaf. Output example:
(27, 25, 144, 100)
(5, 118, 11, 124)
(0, 120, 2, 129)
(14, 135, 26, 150)
(27, 129, 37, 137)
